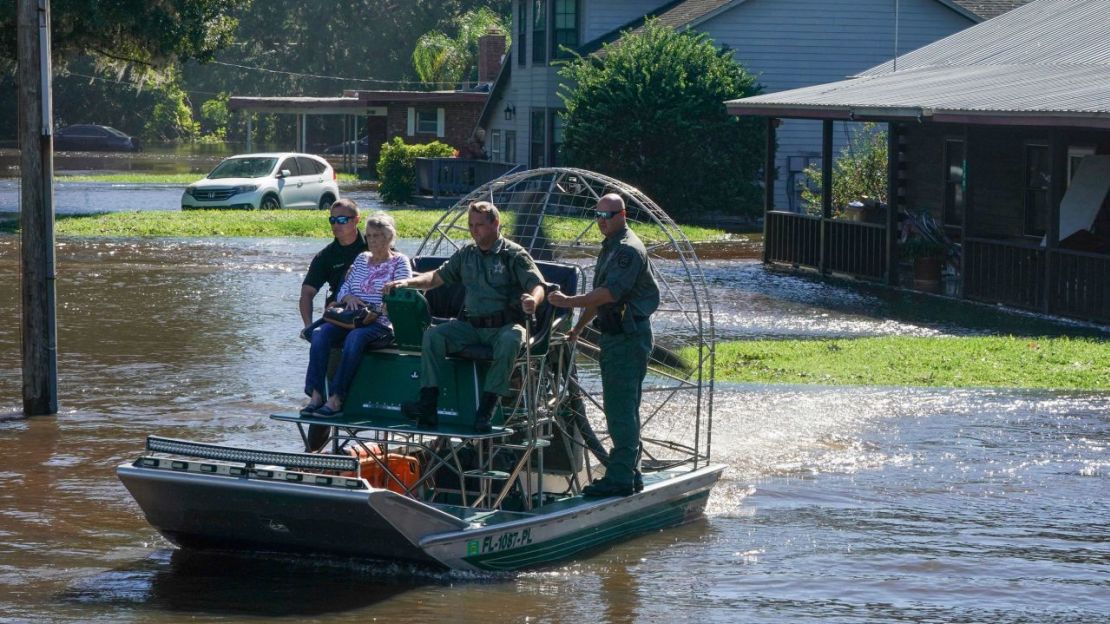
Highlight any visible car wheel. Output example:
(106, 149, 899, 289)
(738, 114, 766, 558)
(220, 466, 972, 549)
(260, 194, 281, 210)
(318, 193, 336, 210)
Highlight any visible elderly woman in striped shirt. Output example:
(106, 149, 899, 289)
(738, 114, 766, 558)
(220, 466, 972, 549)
(303, 211, 411, 417)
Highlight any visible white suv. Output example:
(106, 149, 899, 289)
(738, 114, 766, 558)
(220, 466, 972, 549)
(182, 153, 340, 210)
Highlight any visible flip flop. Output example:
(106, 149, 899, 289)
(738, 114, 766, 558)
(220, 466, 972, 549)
(299, 403, 324, 417)
(313, 404, 343, 418)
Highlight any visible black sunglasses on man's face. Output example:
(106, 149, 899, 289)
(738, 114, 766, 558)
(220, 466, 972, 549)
(595, 210, 623, 220)
(329, 215, 353, 225)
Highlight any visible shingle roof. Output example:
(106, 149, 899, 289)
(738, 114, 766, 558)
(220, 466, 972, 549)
(951, 0, 1034, 19)
(725, 0, 1110, 127)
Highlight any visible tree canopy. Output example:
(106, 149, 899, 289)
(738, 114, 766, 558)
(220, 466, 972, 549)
(0, 0, 246, 67)
(558, 20, 765, 218)
(0, 1, 510, 145)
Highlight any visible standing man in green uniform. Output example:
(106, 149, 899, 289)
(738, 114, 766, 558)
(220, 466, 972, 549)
(383, 201, 546, 432)
(548, 193, 659, 497)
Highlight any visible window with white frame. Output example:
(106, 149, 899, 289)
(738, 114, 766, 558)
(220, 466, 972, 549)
(416, 109, 438, 134)
(490, 129, 503, 162)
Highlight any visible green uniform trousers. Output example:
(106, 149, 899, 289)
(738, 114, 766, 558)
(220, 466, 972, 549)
(598, 322, 653, 486)
(420, 320, 525, 397)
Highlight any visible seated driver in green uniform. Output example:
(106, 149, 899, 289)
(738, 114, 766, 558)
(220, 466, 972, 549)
(383, 201, 546, 432)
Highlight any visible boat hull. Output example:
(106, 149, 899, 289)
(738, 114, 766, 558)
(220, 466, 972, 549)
(118, 462, 725, 571)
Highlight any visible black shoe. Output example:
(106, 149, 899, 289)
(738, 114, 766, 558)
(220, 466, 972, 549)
(402, 386, 439, 429)
(474, 391, 498, 433)
(634, 470, 644, 493)
(582, 478, 634, 498)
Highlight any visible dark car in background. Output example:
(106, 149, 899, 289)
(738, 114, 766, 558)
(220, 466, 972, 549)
(53, 124, 141, 152)
(323, 135, 369, 154)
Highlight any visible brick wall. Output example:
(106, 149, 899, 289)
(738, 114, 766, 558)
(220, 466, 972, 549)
(385, 102, 484, 154)
(478, 33, 506, 84)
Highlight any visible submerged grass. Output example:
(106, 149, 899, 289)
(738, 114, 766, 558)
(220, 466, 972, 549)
(705, 336, 1110, 390)
(5, 210, 728, 241)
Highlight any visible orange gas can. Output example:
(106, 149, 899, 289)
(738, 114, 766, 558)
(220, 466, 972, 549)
(342, 446, 421, 494)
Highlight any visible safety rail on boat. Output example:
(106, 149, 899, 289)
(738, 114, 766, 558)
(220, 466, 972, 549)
(145, 435, 360, 474)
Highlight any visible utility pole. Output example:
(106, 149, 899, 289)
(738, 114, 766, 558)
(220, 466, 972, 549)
(17, 0, 58, 416)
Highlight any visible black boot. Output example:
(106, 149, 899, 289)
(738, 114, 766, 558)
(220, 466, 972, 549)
(402, 386, 439, 429)
(474, 391, 499, 433)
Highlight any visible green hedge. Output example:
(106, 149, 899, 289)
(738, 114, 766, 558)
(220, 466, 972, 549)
(376, 137, 455, 204)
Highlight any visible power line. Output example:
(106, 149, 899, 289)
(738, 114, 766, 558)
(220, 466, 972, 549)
(207, 60, 461, 88)
(61, 71, 224, 98)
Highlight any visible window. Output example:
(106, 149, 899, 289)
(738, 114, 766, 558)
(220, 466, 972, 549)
(530, 110, 547, 168)
(1023, 144, 1050, 237)
(278, 157, 301, 176)
(504, 130, 517, 163)
(549, 111, 565, 166)
(490, 129, 503, 162)
(416, 109, 438, 134)
(296, 156, 324, 175)
(943, 139, 965, 227)
(552, 0, 577, 58)
(532, 0, 547, 64)
(517, 0, 528, 66)
(1068, 145, 1095, 182)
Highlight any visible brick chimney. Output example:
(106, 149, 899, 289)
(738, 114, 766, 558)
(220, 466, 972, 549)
(478, 31, 507, 85)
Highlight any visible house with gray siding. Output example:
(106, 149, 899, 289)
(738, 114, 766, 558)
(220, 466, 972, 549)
(477, 0, 1028, 211)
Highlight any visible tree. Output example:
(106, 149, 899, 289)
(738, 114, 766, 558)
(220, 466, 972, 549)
(412, 7, 509, 87)
(800, 123, 888, 215)
(558, 19, 765, 219)
(0, 0, 247, 68)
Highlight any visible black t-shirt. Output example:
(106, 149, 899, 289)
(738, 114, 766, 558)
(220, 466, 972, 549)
(302, 231, 368, 304)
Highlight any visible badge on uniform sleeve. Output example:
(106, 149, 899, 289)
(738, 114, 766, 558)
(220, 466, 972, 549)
(616, 249, 632, 269)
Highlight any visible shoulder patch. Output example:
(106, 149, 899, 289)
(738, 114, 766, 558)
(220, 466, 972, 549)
(616, 248, 634, 269)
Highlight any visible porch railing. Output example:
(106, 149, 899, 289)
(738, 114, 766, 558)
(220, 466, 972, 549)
(765, 211, 887, 279)
(826, 219, 887, 279)
(414, 158, 520, 200)
(964, 238, 1045, 311)
(1050, 248, 1110, 323)
(765, 211, 819, 268)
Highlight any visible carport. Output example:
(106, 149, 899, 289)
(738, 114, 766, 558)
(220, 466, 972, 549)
(227, 96, 382, 174)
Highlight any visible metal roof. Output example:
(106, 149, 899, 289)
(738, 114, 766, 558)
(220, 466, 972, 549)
(726, 0, 1110, 127)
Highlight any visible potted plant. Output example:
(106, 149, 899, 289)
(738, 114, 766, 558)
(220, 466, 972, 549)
(899, 237, 948, 292)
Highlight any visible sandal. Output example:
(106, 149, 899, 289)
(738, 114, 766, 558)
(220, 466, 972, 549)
(314, 404, 343, 418)
(300, 403, 324, 417)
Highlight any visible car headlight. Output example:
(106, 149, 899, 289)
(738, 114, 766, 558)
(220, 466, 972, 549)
(183, 186, 196, 197)
(231, 184, 259, 195)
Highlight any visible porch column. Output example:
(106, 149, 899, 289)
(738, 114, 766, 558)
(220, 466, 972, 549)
(762, 117, 777, 263)
(885, 122, 899, 285)
(820, 119, 833, 275)
(245, 115, 252, 152)
(1045, 130, 1067, 314)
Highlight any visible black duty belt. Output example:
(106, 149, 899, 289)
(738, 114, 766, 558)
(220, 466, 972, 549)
(466, 309, 519, 329)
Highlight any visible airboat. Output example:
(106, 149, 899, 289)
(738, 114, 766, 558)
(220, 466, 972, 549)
(118, 168, 724, 572)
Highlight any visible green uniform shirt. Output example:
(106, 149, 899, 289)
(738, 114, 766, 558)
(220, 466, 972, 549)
(436, 236, 545, 317)
(596, 226, 659, 319)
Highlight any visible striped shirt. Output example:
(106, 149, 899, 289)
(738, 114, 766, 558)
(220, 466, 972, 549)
(335, 252, 412, 327)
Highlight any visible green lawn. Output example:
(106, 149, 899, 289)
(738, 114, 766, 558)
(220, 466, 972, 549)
(1, 209, 729, 241)
(706, 336, 1110, 390)
(53, 172, 364, 184)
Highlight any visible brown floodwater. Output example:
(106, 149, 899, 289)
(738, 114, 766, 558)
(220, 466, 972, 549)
(1, 235, 1107, 623)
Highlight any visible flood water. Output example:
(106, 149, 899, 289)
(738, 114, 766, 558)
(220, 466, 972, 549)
(0, 235, 1107, 623)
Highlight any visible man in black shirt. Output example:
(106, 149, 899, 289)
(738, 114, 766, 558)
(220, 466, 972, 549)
(299, 198, 368, 337)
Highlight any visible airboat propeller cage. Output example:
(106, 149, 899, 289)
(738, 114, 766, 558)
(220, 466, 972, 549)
(417, 167, 717, 468)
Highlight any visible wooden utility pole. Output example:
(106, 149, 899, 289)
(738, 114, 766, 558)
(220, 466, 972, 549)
(18, 0, 58, 416)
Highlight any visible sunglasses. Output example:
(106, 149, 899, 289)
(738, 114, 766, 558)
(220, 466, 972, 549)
(595, 210, 624, 220)
(328, 215, 354, 225)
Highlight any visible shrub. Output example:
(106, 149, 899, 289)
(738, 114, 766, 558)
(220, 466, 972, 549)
(558, 19, 765, 219)
(376, 137, 456, 204)
(801, 123, 888, 215)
